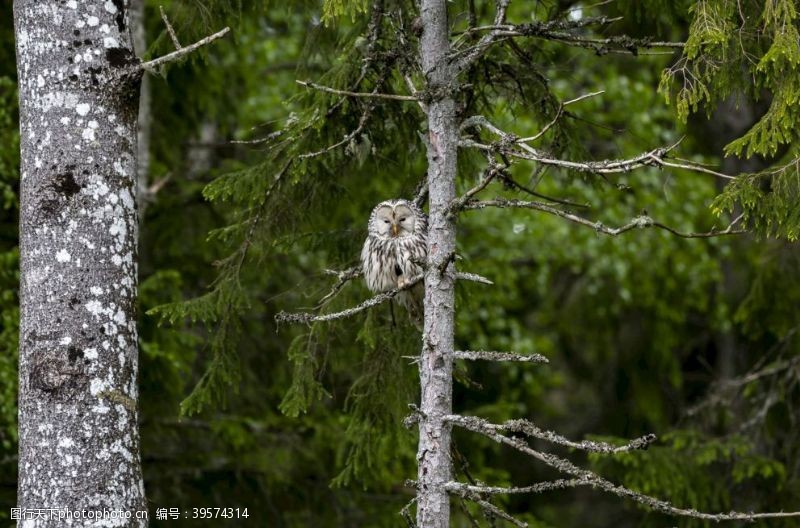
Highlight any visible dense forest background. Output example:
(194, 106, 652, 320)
(2, 0, 800, 526)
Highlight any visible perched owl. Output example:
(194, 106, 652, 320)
(361, 199, 428, 328)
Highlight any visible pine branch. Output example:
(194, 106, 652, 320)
(453, 0, 512, 71)
(299, 106, 373, 159)
(446, 479, 587, 496)
(159, 5, 182, 50)
(140, 27, 231, 71)
(447, 415, 655, 454)
(467, 497, 527, 528)
(454, 271, 493, 285)
(448, 415, 800, 522)
(276, 271, 492, 325)
(461, 113, 738, 182)
(407, 478, 528, 527)
(461, 198, 747, 238)
(454, 351, 549, 363)
(276, 274, 423, 325)
(453, 16, 683, 67)
(296, 80, 418, 102)
(517, 90, 604, 144)
(315, 266, 363, 309)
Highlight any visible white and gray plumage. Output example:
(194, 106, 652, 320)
(361, 199, 428, 328)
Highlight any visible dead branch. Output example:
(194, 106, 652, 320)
(276, 274, 424, 325)
(296, 80, 418, 102)
(140, 27, 231, 72)
(449, 415, 800, 522)
(460, 116, 738, 181)
(461, 198, 747, 239)
(446, 479, 587, 496)
(276, 271, 492, 325)
(447, 415, 655, 454)
(453, 0, 512, 71)
(315, 266, 363, 309)
(159, 5, 182, 49)
(299, 106, 373, 159)
(454, 351, 549, 363)
(454, 16, 683, 66)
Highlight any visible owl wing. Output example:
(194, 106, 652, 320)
(396, 235, 427, 329)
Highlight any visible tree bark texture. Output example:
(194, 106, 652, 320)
(417, 1, 457, 526)
(129, 0, 151, 220)
(14, 0, 146, 525)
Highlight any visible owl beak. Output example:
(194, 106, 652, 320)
(391, 223, 399, 237)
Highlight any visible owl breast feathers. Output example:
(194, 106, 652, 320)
(361, 199, 428, 328)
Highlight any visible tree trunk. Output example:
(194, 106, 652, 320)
(417, 1, 457, 526)
(14, 1, 147, 525)
(130, 0, 152, 220)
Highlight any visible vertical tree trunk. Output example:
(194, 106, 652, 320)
(417, 1, 457, 526)
(14, 1, 147, 525)
(130, 0, 152, 220)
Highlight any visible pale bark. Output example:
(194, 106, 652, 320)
(417, 1, 458, 526)
(14, 0, 146, 525)
(130, 0, 152, 220)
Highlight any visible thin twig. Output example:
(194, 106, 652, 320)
(140, 27, 231, 71)
(296, 80, 418, 102)
(315, 266, 363, 309)
(159, 5, 182, 49)
(276, 274, 423, 325)
(462, 198, 747, 239)
(447, 415, 655, 454)
(517, 90, 604, 143)
(299, 106, 373, 159)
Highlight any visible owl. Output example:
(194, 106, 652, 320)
(361, 199, 428, 328)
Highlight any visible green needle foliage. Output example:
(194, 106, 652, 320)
(661, 0, 800, 239)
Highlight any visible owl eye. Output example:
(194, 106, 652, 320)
(400, 217, 407, 222)
(383, 220, 390, 223)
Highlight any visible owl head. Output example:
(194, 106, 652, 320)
(368, 199, 426, 239)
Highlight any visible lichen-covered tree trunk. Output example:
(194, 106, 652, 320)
(14, 1, 146, 525)
(130, 0, 151, 219)
(417, 1, 457, 526)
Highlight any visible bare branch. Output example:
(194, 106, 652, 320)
(453, 0, 512, 70)
(315, 266, 363, 309)
(159, 5, 182, 50)
(454, 351, 549, 363)
(456, 271, 494, 285)
(277, 270, 492, 325)
(447, 415, 655, 454)
(140, 27, 230, 71)
(449, 415, 800, 522)
(403, 74, 428, 113)
(400, 497, 417, 528)
(299, 106, 373, 159)
(413, 177, 429, 208)
(462, 115, 739, 182)
(498, 174, 589, 209)
(448, 158, 504, 216)
(517, 90, 604, 144)
(296, 80, 418, 102)
(446, 479, 586, 496)
(462, 198, 747, 239)
(453, 15, 681, 67)
(276, 274, 423, 325)
(467, 497, 527, 528)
